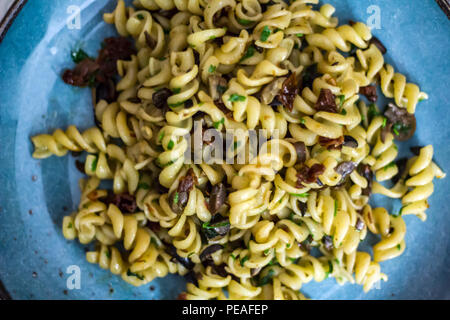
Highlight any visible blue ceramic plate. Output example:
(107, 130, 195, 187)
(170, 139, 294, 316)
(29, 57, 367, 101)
(0, 0, 449, 300)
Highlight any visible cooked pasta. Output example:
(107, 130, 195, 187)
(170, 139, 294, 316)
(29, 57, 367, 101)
(31, 0, 445, 300)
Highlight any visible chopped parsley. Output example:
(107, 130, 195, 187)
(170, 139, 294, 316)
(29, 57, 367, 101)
(213, 118, 225, 129)
(67, 222, 73, 229)
(260, 26, 271, 42)
(71, 49, 90, 63)
(202, 221, 230, 229)
(172, 88, 181, 94)
(240, 256, 249, 267)
(382, 117, 387, 128)
(296, 33, 304, 37)
(258, 269, 275, 286)
(393, 206, 404, 217)
(334, 199, 338, 217)
(290, 192, 309, 198)
(167, 140, 175, 150)
(150, 237, 159, 247)
(173, 192, 179, 204)
(208, 35, 216, 40)
(168, 101, 186, 108)
(392, 122, 411, 136)
(367, 103, 380, 119)
(136, 14, 145, 20)
(158, 131, 165, 142)
(230, 254, 237, 260)
(383, 162, 396, 171)
(127, 269, 144, 280)
(91, 155, 98, 172)
(341, 109, 347, 115)
(229, 93, 246, 102)
(208, 65, 216, 73)
(138, 182, 150, 190)
(338, 95, 345, 107)
(397, 244, 401, 250)
(238, 19, 252, 25)
(217, 85, 227, 94)
(263, 249, 271, 256)
(300, 117, 306, 124)
(240, 45, 255, 62)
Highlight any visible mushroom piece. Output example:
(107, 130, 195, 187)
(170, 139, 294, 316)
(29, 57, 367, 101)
(343, 135, 359, 148)
(199, 244, 224, 262)
(209, 183, 227, 214)
(335, 161, 357, 181)
(165, 244, 195, 270)
(384, 103, 416, 141)
(293, 141, 307, 164)
(260, 77, 286, 105)
(315, 88, 338, 113)
(208, 75, 228, 101)
(278, 73, 299, 112)
(201, 214, 231, 240)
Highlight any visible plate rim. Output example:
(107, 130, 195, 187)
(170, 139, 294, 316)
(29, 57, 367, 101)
(0, 0, 27, 43)
(0, 0, 448, 301)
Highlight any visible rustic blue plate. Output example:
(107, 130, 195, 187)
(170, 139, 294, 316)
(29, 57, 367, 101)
(0, 0, 449, 300)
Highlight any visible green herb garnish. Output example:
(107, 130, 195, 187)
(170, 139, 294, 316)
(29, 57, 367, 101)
(238, 19, 252, 25)
(217, 85, 227, 94)
(367, 103, 380, 119)
(71, 49, 90, 63)
(172, 88, 181, 94)
(208, 65, 216, 73)
(338, 95, 345, 107)
(290, 193, 309, 198)
(300, 118, 306, 124)
(136, 14, 144, 20)
(260, 26, 271, 42)
(168, 101, 186, 108)
(127, 269, 144, 280)
(240, 256, 249, 267)
(397, 244, 401, 250)
(268, 257, 278, 266)
(334, 199, 338, 217)
(138, 182, 150, 190)
(158, 131, 165, 142)
(91, 155, 98, 172)
(341, 109, 347, 115)
(213, 118, 225, 129)
(229, 94, 246, 102)
(383, 162, 396, 171)
(151, 237, 159, 247)
(167, 140, 175, 150)
(263, 249, 271, 256)
(240, 45, 255, 62)
(382, 117, 387, 128)
(202, 221, 230, 229)
(258, 269, 275, 286)
(67, 222, 73, 229)
(173, 192, 179, 204)
(296, 33, 304, 37)
(392, 122, 411, 136)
